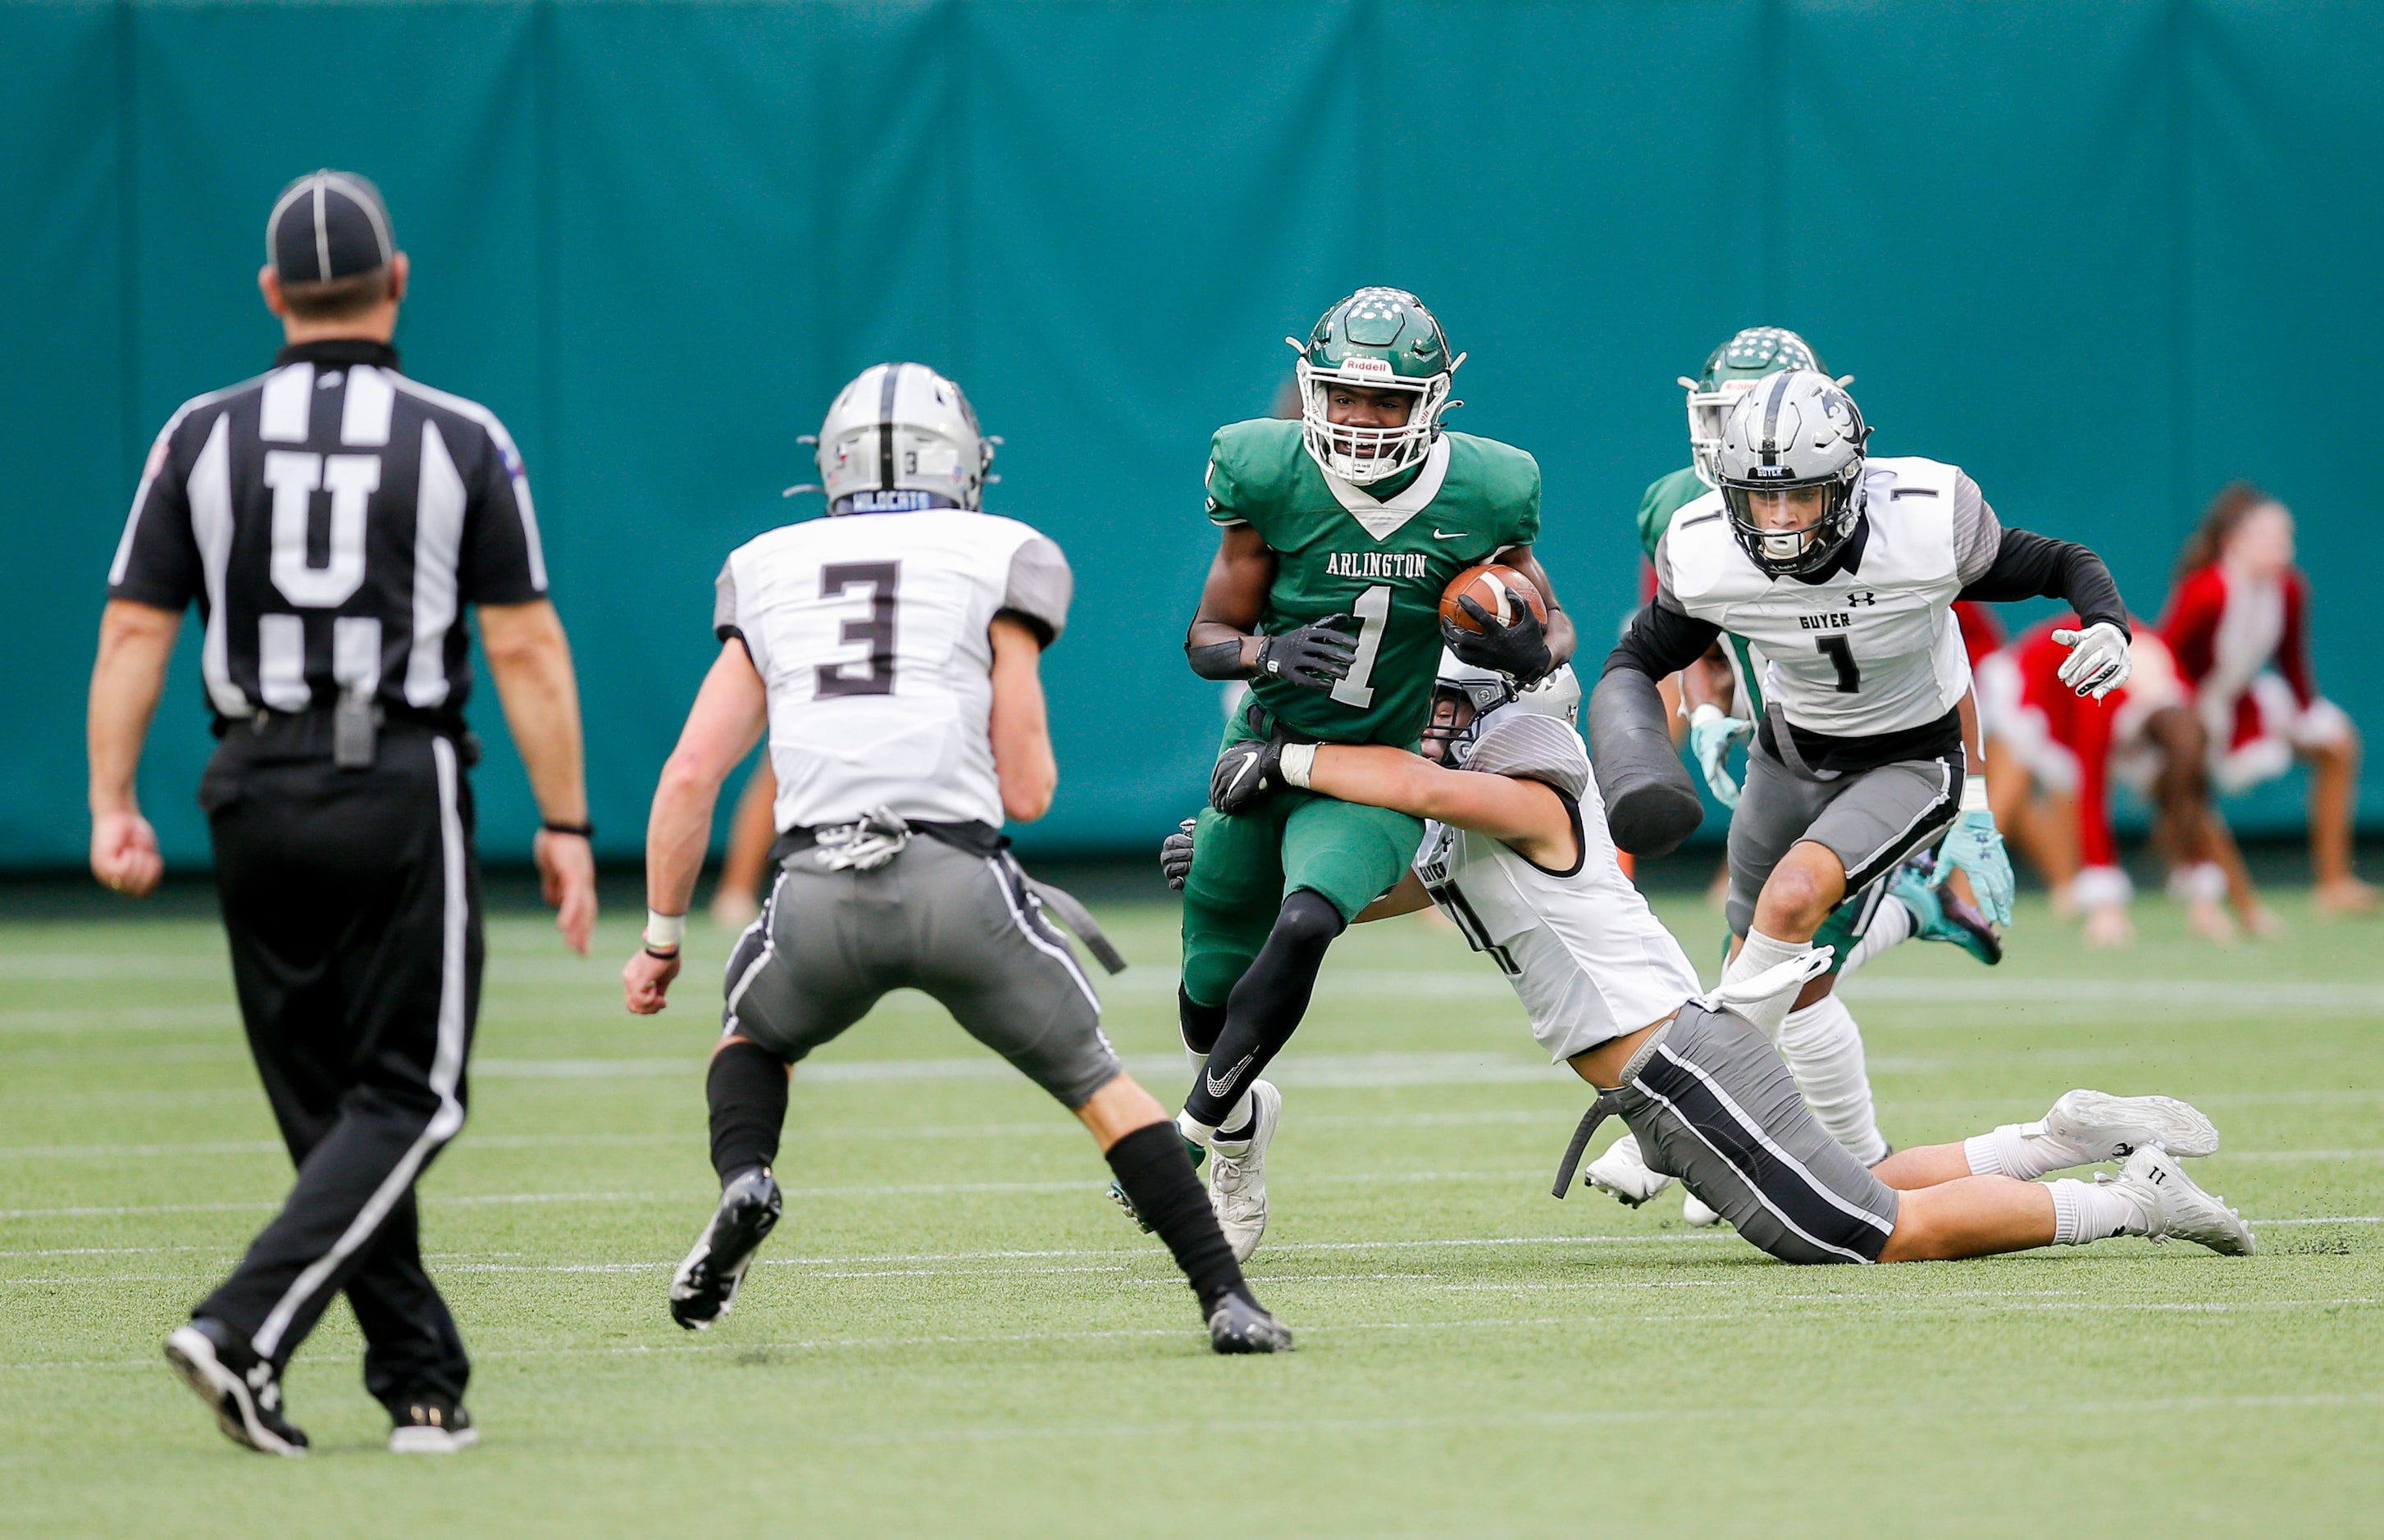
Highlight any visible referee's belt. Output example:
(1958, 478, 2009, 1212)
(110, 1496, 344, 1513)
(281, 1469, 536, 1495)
(215, 702, 475, 758)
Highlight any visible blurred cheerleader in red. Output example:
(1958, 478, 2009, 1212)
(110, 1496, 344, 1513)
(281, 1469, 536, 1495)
(2162, 483, 2373, 915)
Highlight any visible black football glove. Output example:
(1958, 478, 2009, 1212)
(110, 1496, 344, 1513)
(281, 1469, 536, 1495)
(1160, 818, 1196, 891)
(1441, 595, 1553, 686)
(1252, 615, 1359, 690)
(1210, 729, 1303, 817)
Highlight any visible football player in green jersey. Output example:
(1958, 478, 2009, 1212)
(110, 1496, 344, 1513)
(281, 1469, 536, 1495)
(1165, 289, 1574, 1257)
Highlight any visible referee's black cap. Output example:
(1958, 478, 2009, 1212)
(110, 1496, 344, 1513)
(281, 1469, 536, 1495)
(267, 170, 396, 285)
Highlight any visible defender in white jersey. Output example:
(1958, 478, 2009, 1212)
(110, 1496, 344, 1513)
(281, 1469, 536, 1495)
(1594, 371, 2136, 1054)
(1195, 664, 2253, 1265)
(622, 363, 1288, 1354)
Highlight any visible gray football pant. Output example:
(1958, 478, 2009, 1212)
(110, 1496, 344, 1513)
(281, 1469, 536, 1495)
(1611, 1002, 1899, 1264)
(720, 838, 1123, 1109)
(1725, 736, 1966, 938)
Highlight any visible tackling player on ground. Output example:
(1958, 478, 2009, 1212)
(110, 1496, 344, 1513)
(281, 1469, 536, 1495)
(1169, 289, 1573, 1259)
(624, 364, 1289, 1353)
(1192, 658, 2251, 1263)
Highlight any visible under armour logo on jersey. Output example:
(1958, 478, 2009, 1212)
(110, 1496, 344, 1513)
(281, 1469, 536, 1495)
(1846, 590, 1878, 607)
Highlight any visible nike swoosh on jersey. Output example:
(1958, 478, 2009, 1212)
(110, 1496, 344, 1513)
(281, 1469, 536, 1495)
(1431, 529, 1467, 540)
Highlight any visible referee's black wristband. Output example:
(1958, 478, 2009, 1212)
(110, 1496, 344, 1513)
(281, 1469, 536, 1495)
(541, 819, 595, 839)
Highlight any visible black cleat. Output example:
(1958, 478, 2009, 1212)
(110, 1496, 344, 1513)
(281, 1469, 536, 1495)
(389, 1396, 479, 1454)
(163, 1319, 308, 1456)
(1206, 1291, 1294, 1355)
(670, 1167, 783, 1331)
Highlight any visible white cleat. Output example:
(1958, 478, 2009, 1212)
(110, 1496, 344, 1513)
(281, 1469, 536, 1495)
(1584, 1133, 1675, 1208)
(1209, 1079, 1281, 1263)
(2106, 1147, 2254, 1256)
(1681, 1190, 1723, 1228)
(2039, 1089, 2220, 1166)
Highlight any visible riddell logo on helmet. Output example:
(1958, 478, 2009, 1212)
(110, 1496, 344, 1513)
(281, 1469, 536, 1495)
(1340, 357, 1393, 377)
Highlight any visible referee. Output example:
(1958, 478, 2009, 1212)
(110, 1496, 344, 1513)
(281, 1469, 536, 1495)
(87, 171, 596, 1456)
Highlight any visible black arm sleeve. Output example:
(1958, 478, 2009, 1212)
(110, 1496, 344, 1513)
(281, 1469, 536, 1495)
(1187, 639, 1247, 680)
(1602, 599, 1722, 681)
(1958, 528, 2130, 636)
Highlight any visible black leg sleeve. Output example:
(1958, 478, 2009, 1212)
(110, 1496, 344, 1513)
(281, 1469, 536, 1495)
(1182, 890, 1344, 1127)
(707, 1039, 790, 1183)
(1178, 983, 1229, 1056)
(1105, 1122, 1247, 1313)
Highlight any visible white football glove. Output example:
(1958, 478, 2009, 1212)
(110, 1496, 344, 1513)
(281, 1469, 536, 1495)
(1686, 703, 1754, 809)
(2052, 621, 2131, 700)
(1584, 1132, 1675, 1207)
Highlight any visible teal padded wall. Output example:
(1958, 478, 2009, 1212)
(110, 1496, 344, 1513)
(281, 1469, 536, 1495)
(2, 0, 2377, 866)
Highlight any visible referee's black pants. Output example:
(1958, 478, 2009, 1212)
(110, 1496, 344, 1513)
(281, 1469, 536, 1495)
(193, 718, 481, 1411)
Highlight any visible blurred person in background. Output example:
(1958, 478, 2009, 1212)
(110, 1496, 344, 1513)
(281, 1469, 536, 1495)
(2160, 482, 2373, 914)
(1980, 615, 2268, 945)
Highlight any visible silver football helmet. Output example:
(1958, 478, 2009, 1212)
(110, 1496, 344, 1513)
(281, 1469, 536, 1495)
(1427, 651, 1580, 764)
(1713, 369, 1870, 576)
(814, 362, 994, 513)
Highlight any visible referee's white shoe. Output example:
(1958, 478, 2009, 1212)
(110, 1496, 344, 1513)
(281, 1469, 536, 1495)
(1208, 1079, 1281, 1263)
(670, 1167, 783, 1330)
(390, 1397, 480, 1454)
(163, 1319, 308, 1456)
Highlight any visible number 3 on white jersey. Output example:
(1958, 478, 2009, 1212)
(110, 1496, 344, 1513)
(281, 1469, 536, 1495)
(1329, 584, 1392, 708)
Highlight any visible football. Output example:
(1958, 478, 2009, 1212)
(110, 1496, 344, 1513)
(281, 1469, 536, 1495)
(1438, 562, 1547, 634)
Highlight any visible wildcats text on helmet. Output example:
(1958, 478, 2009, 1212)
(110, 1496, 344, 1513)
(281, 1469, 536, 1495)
(809, 362, 995, 514)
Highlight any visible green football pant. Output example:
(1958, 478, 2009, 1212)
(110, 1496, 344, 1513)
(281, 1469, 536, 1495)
(1178, 791, 1424, 1009)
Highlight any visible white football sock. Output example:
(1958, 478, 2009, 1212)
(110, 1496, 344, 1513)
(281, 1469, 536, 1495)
(1965, 1120, 2078, 1181)
(1839, 896, 1915, 977)
(1721, 928, 1813, 1040)
(2048, 1177, 2149, 1244)
(1212, 1090, 1259, 1148)
(1176, 1109, 1217, 1148)
(1775, 995, 1889, 1165)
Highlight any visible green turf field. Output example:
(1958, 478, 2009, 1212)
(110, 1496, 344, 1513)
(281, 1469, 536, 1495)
(2, 888, 2378, 1537)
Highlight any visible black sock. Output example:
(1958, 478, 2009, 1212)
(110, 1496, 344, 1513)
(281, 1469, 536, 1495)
(1105, 1122, 1246, 1313)
(1183, 890, 1345, 1127)
(707, 1040, 789, 1184)
(1178, 983, 1228, 1057)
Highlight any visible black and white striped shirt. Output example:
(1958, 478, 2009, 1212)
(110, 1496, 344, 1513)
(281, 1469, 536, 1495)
(107, 339, 547, 723)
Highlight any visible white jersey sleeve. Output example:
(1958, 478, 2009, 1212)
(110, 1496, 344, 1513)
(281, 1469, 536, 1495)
(718, 509, 1069, 832)
(1415, 707, 1703, 1062)
(1658, 458, 1976, 738)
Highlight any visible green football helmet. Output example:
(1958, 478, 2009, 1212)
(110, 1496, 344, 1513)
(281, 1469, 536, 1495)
(1680, 326, 1830, 488)
(1288, 288, 1465, 485)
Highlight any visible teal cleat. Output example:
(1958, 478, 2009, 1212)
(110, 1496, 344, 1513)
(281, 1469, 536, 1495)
(1889, 859, 2003, 967)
